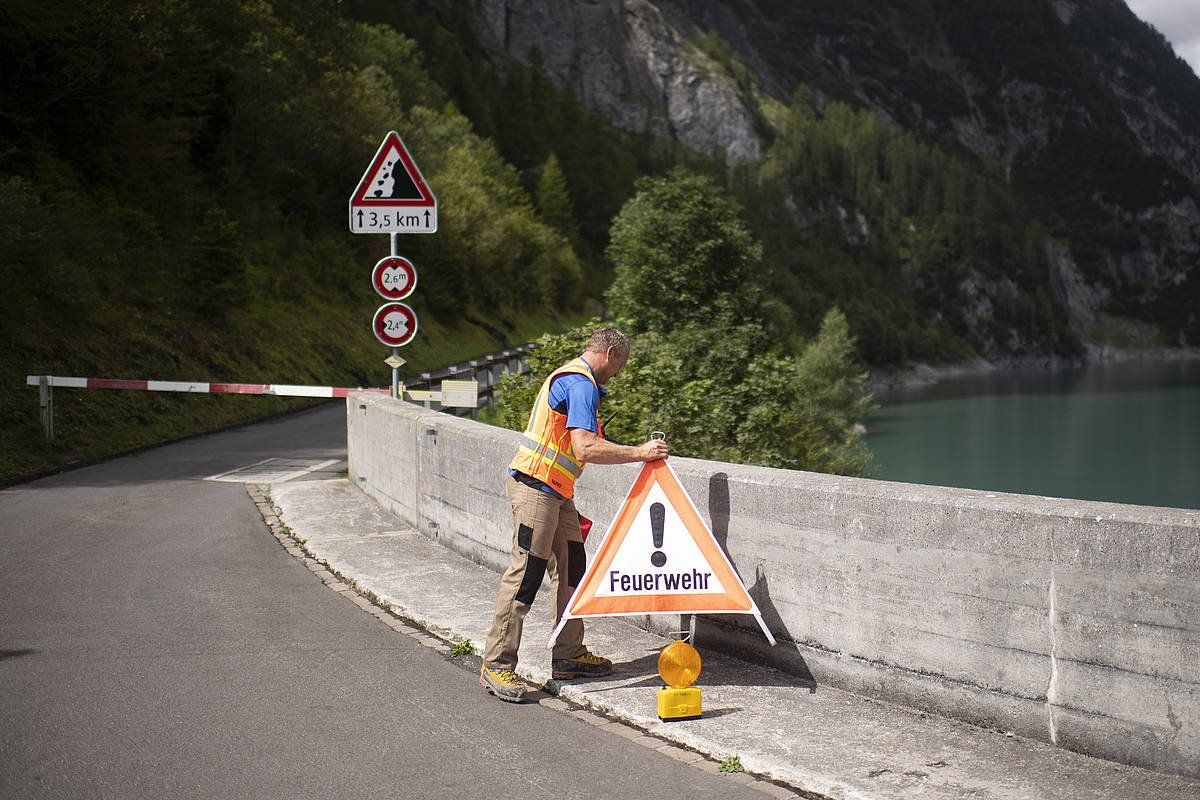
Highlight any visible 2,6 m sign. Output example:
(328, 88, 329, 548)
(348, 131, 438, 234)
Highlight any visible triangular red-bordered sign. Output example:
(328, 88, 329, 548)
(548, 459, 775, 646)
(348, 132, 438, 234)
(350, 131, 436, 207)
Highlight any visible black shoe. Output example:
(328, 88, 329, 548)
(552, 651, 613, 679)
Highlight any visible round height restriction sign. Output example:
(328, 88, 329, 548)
(372, 302, 419, 347)
(371, 255, 417, 300)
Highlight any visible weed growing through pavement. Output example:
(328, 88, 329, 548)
(450, 639, 476, 657)
(719, 756, 744, 773)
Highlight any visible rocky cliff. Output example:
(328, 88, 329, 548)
(469, 0, 764, 163)
(459, 0, 1200, 352)
(1055, 0, 1200, 186)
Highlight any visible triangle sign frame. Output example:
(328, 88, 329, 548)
(548, 459, 776, 647)
(350, 131, 437, 207)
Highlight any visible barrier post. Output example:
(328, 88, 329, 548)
(38, 376, 54, 442)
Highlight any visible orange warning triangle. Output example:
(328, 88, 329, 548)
(350, 131, 436, 207)
(550, 460, 775, 646)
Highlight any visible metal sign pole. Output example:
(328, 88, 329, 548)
(389, 233, 402, 400)
(391, 349, 400, 400)
(389, 232, 400, 400)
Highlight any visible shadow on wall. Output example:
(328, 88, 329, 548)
(698, 472, 817, 692)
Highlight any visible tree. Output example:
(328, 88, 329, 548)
(606, 169, 763, 334)
(735, 308, 875, 475)
(536, 153, 583, 253)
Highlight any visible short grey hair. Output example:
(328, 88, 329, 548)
(585, 326, 629, 357)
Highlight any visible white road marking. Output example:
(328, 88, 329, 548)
(204, 458, 341, 484)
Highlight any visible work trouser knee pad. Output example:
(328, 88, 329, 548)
(515, 552, 548, 605)
(567, 540, 586, 587)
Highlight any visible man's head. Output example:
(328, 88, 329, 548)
(583, 326, 630, 384)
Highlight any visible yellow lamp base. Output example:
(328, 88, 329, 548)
(658, 686, 702, 721)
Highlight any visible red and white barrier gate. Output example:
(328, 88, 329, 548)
(25, 373, 475, 442)
(25, 375, 389, 398)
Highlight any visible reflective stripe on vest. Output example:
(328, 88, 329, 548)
(507, 357, 600, 499)
(520, 434, 584, 478)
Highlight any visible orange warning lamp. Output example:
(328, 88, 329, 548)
(657, 640, 702, 721)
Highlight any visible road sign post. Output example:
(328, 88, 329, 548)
(385, 352, 407, 401)
(350, 131, 437, 395)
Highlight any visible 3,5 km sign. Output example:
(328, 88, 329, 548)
(348, 131, 438, 234)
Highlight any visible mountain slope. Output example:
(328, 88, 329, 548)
(456, 0, 1200, 353)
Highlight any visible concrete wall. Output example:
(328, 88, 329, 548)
(347, 392, 1200, 779)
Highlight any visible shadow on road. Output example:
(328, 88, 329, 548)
(574, 648, 814, 693)
(0, 648, 40, 661)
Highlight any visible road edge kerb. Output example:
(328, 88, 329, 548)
(245, 483, 813, 800)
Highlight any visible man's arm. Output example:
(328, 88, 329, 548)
(570, 428, 668, 464)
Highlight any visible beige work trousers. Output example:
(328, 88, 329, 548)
(483, 476, 588, 669)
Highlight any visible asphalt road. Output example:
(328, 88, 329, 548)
(0, 404, 765, 799)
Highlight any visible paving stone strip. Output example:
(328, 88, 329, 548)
(245, 485, 802, 799)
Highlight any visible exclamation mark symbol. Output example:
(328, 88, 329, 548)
(650, 502, 667, 567)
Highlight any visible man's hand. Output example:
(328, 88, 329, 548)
(570, 428, 669, 465)
(635, 439, 669, 462)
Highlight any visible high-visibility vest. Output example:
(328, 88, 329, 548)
(508, 357, 603, 499)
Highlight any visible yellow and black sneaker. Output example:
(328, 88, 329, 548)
(551, 650, 613, 679)
(480, 665, 527, 703)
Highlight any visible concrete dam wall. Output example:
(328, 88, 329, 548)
(346, 393, 1200, 778)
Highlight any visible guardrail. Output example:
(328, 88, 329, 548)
(401, 343, 534, 416)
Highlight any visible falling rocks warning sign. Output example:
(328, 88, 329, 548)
(349, 131, 437, 234)
(549, 459, 776, 646)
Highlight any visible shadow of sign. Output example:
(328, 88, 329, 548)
(698, 472, 818, 692)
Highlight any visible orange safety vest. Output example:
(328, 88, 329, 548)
(508, 356, 604, 499)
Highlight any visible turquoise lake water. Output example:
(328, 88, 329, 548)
(866, 359, 1200, 510)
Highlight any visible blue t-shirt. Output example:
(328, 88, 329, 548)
(549, 373, 602, 433)
(509, 363, 605, 498)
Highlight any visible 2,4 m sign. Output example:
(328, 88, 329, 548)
(348, 132, 437, 234)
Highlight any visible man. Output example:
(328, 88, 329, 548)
(480, 326, 669, 702)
